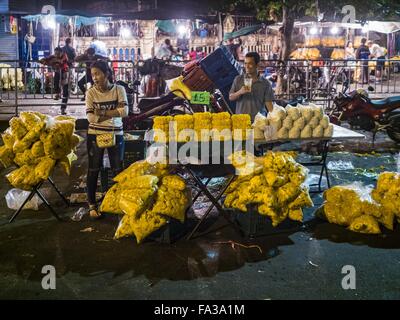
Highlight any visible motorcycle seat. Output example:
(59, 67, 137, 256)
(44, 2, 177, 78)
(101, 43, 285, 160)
(371, 96, 400, 109)
(137, 93, 175, 111)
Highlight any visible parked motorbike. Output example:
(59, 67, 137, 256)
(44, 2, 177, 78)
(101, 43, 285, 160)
(123, 89, 231, 131)
(331, 86, 400, 142)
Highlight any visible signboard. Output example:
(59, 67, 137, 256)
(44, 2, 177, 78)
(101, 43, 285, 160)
(190, 91, 210, 105)
(223, 14, 235, 34)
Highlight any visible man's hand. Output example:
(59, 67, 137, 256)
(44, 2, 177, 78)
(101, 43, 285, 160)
(238, 86, 251, 95)
(229, 86, 251, 101)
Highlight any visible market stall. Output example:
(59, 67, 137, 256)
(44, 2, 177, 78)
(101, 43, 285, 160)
(126, 106, 366, 241)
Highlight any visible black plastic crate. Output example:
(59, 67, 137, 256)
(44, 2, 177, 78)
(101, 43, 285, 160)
(231, 205, 303, 238)
(147, 218, 192, 244)
(124, 139, 147, 167)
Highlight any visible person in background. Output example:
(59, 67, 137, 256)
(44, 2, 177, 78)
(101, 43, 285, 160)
(237, 38, 247, 61)
(355, 37, 370, 84)
(226, 38, 240, 61)
(85, 60, 128, 219)
(62, 38, 76, 67)
(345, 41, 356, 80)
(229, 52, 274, 121)
(270, 46, 280, 60)
(40, 47, 69, 114)
(345, 41, 356, 60)
(368, 40, 386, 83)
(75, 47, 109, 101)
(156, 39, 175, 60)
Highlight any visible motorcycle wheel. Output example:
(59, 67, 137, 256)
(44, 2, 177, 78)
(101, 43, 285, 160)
(387, 118, 400, 143)
(386, 128, 400, 143)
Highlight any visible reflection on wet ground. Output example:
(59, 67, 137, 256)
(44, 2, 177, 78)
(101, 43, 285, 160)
(0, 214, 297, 284)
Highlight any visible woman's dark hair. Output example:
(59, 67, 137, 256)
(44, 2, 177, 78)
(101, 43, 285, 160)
(91, 60, 114, 83)
(245, 52, 261, 64)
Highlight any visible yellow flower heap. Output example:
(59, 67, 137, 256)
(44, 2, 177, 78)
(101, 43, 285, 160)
(372, 172, 400, 222)
(320, 172, 400, 234)
(99, 160, 190, 243)
(153, 116, 172, 143)
(231, 114, 251, 141)
(224, 151, 313, 226)
(211, 112, 232, 141)
(0, 112, 80, 190)
(193, 112, 212, 141)
(151, 112, 252, 142)
(174, 114, 194, 142)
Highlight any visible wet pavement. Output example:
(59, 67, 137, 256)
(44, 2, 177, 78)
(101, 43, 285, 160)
(1, 129, 400, 300)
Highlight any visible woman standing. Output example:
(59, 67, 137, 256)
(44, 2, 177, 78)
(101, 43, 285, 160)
(345, 41, 356, 82)
(345, 41, 356, 60)
(85, 60, 128, 218)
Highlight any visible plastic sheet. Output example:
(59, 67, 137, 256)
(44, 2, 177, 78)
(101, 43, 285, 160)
(5, 188, 43, 211)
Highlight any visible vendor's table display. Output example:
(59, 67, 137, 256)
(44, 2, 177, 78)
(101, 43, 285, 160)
(0, 112, 80, 222)
(152, 112, 251, 142)
(317, 172, 400, 234)
(145, 108, 366, 239)
(255, 124, 365, 192)
(253, 104, 365, 192)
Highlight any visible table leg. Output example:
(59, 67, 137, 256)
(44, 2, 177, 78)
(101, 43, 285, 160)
(186, 175, 236, 240)
(36, 189, 63, 221)
(185, 178, 211, 214)
(186, 168, 225, 212)
(47, 177, 70, 207)
(317, 141, 330, 192)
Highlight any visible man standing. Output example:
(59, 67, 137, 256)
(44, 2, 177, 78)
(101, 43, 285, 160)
(40, 47, 69, 114)
(62, 38, 76, 66)
(229, 52, 274, 121)
(367, 40, 386, 83)
(156, 39, 175, 60)
(75, 47, 109, 100)
(355, 38, 370, 84)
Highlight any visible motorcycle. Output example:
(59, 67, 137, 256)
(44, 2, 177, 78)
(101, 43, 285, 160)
(331, 85, 400, 143)
(123, 89, 231, 131)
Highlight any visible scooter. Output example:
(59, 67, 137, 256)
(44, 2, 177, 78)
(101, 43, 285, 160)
(331, 84, 400, 143)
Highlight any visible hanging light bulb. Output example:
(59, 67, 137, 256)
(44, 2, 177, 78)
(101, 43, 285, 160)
(309, 27, 319, 35)
(330, 26, 339, 34)
(42, 15, 56, 30)
(97, 24, 107, 34)
(177, 24, 188, 37)
(120, 27, 132, 39)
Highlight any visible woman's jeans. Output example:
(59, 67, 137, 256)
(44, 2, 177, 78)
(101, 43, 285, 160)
(86, 134, 125, 205)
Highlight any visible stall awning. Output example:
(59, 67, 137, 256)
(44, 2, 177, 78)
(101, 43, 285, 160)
(156, 20, 177, 34)
(223, 24, 263, 40)
(22, 14, 111, 26)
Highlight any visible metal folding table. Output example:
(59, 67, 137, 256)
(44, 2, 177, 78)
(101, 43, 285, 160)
(177, 162, 238, 240)
(255, 124, 366, 193)
(8, 177, 70, 223)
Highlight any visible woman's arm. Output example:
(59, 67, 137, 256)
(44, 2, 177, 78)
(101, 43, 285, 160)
(95, 103, 128, 119)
